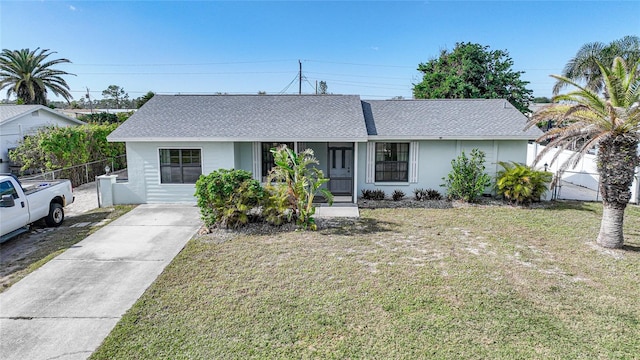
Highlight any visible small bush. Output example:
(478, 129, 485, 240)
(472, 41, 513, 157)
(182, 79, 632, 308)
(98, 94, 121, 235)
(496, 162, 552, 205)
(414, 188, 443, 201)
(392, 189, 405, 201)
(195, 169, 265, 229)
(442, 149, 491, 202)
(425, 189, 442, 200)
(361, 189, 386, 200)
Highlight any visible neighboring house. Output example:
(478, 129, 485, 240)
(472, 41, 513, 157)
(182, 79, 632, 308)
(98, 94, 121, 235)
(104, 94, 542, 204)
(57, 108, 136, 119)
(0, 105, 85, 173)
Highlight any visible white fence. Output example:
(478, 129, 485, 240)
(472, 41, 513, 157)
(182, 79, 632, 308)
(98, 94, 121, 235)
(527, 143, 639, 203)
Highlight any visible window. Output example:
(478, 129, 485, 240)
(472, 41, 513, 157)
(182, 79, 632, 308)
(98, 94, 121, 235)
(159, 149, 202, 184)
(375, 143, 409, 182)
(261, 142, 294, 178)
(0, 180, 19, 199)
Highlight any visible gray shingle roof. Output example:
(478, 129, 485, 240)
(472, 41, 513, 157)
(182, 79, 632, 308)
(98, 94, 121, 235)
(0, 105, 84, 125)
(107, 95, 369, 142)
(363, 99, 542, 140)
(107, 96, 542, 142)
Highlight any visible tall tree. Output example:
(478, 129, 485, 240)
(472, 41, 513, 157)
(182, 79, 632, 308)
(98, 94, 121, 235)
(101, 85, 129, 109)
(413, 42, 533, 114)
(0, 48, 75, 105)
(528, 57, 640, 248)
(318, 81, 328, 95)
(135, 91, 155, 108)
(554, 35, 640, 96)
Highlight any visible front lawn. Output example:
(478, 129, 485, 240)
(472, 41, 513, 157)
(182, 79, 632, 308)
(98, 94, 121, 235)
(91, 202, 640, 359)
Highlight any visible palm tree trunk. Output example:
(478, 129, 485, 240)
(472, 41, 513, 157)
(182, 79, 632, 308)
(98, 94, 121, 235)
(597, 204, 626, 248)
(596, 135, 639, 248)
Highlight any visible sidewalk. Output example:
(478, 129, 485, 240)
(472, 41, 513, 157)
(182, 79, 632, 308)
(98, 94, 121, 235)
(0, 204, 202, 360)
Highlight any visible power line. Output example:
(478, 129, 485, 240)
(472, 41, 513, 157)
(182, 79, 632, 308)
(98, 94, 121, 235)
(71, 59, 297, 67)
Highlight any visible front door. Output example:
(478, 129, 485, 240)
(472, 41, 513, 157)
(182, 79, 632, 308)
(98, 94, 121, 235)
(328, 147, 353, 195)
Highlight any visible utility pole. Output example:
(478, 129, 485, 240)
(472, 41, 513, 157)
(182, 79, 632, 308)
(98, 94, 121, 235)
(315, 80, 318, 95)
(298, 60, 302, 95)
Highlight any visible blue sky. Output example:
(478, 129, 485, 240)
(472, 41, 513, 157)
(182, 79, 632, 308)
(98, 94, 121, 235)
(1, 1, 638, 101)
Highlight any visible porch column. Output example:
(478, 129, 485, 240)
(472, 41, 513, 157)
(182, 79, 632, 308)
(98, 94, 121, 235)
(353, 142, 358, 203)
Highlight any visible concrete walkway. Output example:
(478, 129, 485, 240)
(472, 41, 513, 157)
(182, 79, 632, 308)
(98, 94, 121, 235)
(0, 204, 202, 360)
(315, 203, 360, 218)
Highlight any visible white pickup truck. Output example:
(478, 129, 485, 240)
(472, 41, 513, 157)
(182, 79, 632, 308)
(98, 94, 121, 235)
(0, 174, 74, 242)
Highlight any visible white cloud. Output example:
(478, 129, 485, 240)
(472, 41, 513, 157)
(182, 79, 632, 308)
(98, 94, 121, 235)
(371, 46, 379, 51)
(69, 5, 76, 11)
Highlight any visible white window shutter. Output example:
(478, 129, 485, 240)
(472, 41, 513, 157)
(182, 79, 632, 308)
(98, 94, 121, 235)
(409, 141, 419, 183)
(252, 142, 261, 181)
(366, 142, 375, 183)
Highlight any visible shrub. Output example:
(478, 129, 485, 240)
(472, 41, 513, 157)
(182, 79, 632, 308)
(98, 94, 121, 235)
(425, 189, 442, 200)
(414, 188, 443, 201)
(392, 189, 405, 201)
(361, 189, 385, 200)
(8, 123, 126, 185)
(194, 169, 265, 229)
(496, 162, 552, 205)
(442, 149, 492, 202)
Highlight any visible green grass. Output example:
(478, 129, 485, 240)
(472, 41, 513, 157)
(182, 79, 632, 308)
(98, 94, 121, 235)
(91, 202, 640, 359)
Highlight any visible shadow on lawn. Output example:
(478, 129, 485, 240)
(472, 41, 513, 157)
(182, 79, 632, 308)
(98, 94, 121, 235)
(622, 244, 640, 252)
(319, 217, 398, 236)
(545, 200, 600, 213)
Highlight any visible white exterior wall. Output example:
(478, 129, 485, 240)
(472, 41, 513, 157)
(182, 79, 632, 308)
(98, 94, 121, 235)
(0, 110, 80, 172)
(112, 141, 235, 204)
(527, 143, 639, 203)
(357, 140, 528, 198)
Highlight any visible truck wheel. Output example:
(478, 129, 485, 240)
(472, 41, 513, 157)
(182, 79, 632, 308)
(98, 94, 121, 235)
(45, 203, 64, 227)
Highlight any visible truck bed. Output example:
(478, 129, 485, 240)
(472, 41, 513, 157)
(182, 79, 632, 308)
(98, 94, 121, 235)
(20, 180, 69, 196)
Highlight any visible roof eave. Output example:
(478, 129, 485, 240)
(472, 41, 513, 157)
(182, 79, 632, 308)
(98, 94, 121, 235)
(366, 135, 539, 141)
(107, 136, 370, 143)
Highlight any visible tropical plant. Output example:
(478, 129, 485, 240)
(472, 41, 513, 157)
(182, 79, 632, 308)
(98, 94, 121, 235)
(442, 149, 492, 202)
(194, 169, 265, 229)
(0, 48, 75, 105)
(528, 57, 640, 248)
(495, 162, 552, 205)
(554, 35, 639, 96)
(268, 145, 333, 230)
(262, 184, 293, 226)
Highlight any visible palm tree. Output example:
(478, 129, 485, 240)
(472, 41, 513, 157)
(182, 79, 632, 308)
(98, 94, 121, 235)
(529, 57, 640, 248)
(553, 35, 640, 96)
(0, 48, 75, 105)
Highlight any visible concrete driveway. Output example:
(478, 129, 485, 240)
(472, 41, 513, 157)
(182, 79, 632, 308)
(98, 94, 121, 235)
(0, 204, 202, 360)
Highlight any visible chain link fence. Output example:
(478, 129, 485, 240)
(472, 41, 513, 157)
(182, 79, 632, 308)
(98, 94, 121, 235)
(18, 155, 126, 188)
